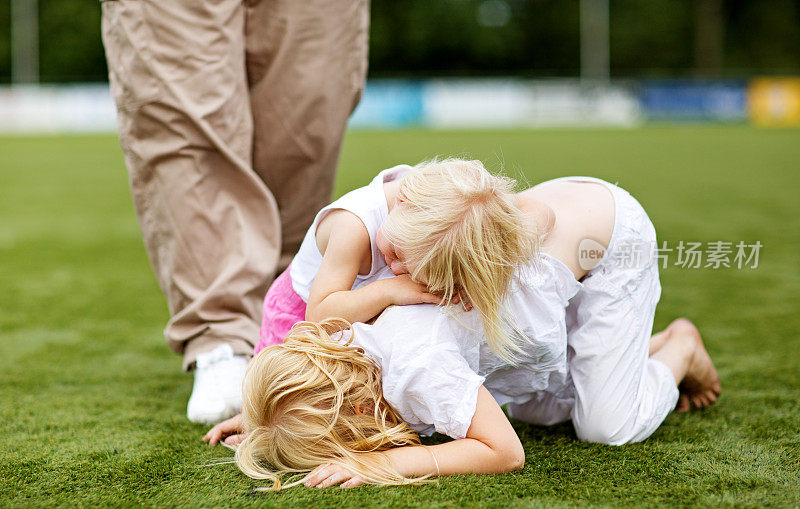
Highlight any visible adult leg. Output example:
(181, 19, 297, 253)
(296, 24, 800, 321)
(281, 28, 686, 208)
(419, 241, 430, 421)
(245, 0, 370, 269)
(101, 0, 280, 369)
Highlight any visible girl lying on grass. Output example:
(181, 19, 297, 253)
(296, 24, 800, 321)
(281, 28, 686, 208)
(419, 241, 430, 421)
(205, 175, 721, 489)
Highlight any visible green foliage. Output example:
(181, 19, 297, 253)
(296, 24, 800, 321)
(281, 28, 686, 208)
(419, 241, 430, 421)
(610, 0, 695, 75)
(1, 126, 800, 506)
(369, 0, 580, 76)
(0, 1, 8, 83)
(725, 0, 800, 73)
(1, 1, 800, 82)
(38, 0, 106, 82)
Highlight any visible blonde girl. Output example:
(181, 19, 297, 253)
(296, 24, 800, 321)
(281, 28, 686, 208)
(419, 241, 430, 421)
(255, 158, 538, 362)
(208, 319, 525, 490)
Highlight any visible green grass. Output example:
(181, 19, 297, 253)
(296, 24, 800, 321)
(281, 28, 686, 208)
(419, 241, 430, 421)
(1, 126, 799, 507)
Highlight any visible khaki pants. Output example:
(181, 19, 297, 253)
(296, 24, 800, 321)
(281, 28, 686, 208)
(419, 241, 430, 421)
(100, 0, 369, 369)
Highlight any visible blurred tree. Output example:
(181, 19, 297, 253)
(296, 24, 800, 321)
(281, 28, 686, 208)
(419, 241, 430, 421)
(38, 0, 106, 82)
(369, 0, 580, 76)
(0, 0, 798, 83)
(726, 0, 800, 73)
(694, 0, 725, 76)
(609, 0, 694, 76)
(0, 1, 9, 83)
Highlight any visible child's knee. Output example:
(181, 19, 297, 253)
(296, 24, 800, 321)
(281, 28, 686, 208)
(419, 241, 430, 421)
(572, 405, 635, 445)
(669, 317, 701, 341)
(574, 419, 625, 445)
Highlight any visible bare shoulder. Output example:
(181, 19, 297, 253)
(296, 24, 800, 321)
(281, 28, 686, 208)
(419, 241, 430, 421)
(315, 209, 371, 258)
(518, 179, 615, 278)
(525, 179, 614, 243)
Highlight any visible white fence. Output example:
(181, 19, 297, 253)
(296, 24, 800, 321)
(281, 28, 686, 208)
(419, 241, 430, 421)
(0, 84, 118, 133)
(419, 80, 641, 128)
(0, 79, 646, 134)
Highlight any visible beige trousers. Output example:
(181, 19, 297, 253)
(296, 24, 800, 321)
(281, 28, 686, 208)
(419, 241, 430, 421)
(101, 0, 369, 369)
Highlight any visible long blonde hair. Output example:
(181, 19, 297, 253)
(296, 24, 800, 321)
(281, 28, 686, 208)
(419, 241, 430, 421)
(382, 158, 539, 362)
(234, 318, 427, 490)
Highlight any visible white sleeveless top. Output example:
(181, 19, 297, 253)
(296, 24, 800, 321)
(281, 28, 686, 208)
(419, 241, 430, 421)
(290, 165, 412, 301)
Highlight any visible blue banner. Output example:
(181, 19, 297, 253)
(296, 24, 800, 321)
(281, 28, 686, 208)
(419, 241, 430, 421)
(639, 80, 747, 121)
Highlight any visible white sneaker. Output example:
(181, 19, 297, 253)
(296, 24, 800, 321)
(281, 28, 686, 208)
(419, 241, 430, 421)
(186, 344, 249, 425)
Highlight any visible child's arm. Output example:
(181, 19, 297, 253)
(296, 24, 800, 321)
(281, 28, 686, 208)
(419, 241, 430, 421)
(383, 386, 525, 477)
(305, 211, 441, 324)
(303, 386, 525, 488)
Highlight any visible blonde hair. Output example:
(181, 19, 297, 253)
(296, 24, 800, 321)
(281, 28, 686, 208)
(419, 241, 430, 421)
(382, 158, 539, 362)
(234, 318, 427, 490)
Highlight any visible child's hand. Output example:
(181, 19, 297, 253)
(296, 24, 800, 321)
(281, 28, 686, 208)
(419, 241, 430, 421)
(202, 413, 247, 446)
(450, 290, 473, 311)
(303, 461, 366, 489)
(385, 274, 443, 306)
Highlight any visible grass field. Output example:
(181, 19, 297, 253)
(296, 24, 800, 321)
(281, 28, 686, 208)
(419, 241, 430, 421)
(1, 126, 799, 507)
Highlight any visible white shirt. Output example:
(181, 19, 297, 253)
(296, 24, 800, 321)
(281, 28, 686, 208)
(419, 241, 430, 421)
(346, 255, 580, 439)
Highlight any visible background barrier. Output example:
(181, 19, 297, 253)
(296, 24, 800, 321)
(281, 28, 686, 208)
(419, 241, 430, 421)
(748, 78, 800, 127)
(1, 78, 797, 134)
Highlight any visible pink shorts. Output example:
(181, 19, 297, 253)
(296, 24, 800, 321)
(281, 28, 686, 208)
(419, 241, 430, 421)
(255, 266, 307, 355)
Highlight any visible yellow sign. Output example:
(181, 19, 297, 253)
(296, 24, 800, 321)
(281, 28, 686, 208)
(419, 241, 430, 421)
(749, 78, 800, 126)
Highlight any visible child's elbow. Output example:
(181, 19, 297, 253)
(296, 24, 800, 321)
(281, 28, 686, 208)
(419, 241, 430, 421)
(499, 444, 525, 472)
(509, 448, 526, 472)
(303, 304, 323, 323)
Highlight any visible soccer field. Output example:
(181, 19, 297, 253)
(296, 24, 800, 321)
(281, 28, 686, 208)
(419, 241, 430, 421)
(1, 126, 799, 507)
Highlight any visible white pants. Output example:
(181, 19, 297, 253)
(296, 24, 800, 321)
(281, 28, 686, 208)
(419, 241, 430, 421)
(510, 180, 679, 445)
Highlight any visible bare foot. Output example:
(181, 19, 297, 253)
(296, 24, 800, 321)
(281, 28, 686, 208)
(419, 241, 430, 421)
(669, 319, 721, 412)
